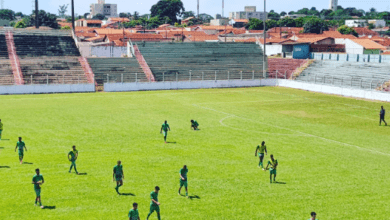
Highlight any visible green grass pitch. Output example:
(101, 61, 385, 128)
(0, 87, 389, 219)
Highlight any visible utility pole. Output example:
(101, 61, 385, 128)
(71, 0, 75, 32)
(222, 0, 224, 18)
(263, 0, 267, 78)
(35, 0, 39, 29)
(197, 0, 199, 18)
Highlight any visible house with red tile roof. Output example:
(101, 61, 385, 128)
(345, 38, 386, 54)
(353, 27, 379, 37)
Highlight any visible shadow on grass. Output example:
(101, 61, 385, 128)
(43, 206, 56, 210)
(78, 173, 87, 175)
(0, 147, 4, 149)
(0, 139, 10, 141)
(273, 181, 286, 184)
(166, 142, 176, 144)
(120, 193, 136, 196)
(189, 195, 201, 200)
(23, 162, 33, 165)
(0, 166, 10, 168)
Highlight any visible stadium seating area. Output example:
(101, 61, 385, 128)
(136, 42, 266, 81)
(267, 58, 309, 79)
(88, 58, 147, 85)
(296, 60, 390, 90)
(0, 35, 9, 59)
(19, 57, 88, 84)
(0, 60, 14, 85)
(13, 35, 80, 57)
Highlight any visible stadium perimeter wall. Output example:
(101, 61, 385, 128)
(104, 79, 277, 92)
(105, 79, 390, 102)
(0, 84, 95, 95)
(278, 80, 390, 102)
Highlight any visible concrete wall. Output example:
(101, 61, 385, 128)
(345, 39, 364, 54)
(90, 46, 127, 57)
(259, 44, 283, 56)
(312, 53, 390, 63)
(0, 84, 95, 95)
(278, 80, 390, 102)
(104, 79, 278, 92)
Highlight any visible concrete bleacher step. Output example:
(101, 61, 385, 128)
(88, 58, 147, 85)
(137, 42, 266, 81)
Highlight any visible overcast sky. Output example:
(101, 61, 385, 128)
(8, 0, 390, 17)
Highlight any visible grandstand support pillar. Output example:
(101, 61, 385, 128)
(215, 71, 217, 81)
(360, 79, 363, 89)
(228, 71, 230, 81)
(47, 75, 49, 84)
(371, 80, 373, 90)
(121, 74, 123, 83)
(107, 74, 109, 83)
(332, 76, 334, 85)
(189, 71, 192, 82)
(135, 73, 138, 83)
(240, 71, 242, 80)
(63, 74, 65, 84)
(202, 72, 204, 81)
(78, 75, 80, 84)
(351, 77, 353, 87)
(284, 71, 287, 79)
(276, 70, 278, 79)
(30, 75, 33, 85)
(163, 72, 165, 82)
(314, 75, 316, 84)
(176, 72, 178, 82)
(253, 71, 255, 80)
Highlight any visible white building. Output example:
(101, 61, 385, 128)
(280, 14, 307, 19)
(345, 19, 386, 28)
(229, 6, 267, 21)
(89, 0, 118, 18)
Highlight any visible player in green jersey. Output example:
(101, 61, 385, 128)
(178, 165, 189, 198)
(255, 141, 267, 169)
(160, 120, 170, 143)
(265, 154, 278, 183)
(68, 145, 79, 174)
(309, 212, 318, 220)
(190, 120, 199, 130)
(147, 186, 161, 220)
(32, 168, 44, 208)
(113, 160, 124, 194)
(128, 202, 140, 220)
(0, 119, 3, 140)
(15, 137, 27, 164)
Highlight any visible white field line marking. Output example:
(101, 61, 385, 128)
(193, 104, 390, 157)
(219, 115, 309, 136)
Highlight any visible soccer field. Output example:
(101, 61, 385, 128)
(1, 87, 389, 220)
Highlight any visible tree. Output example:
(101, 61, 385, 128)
(280, 11, 287, 16)
(246, 18, 263, 30)
(150, 0, 185, 23)
(337, 25, 358, 37)
(30, 10, 58, 29)
(182, 11, 195, 19)
(268, 10, 280, 20)
(288, 11, 295, 15)
(198, 13, 213, 23)
(265, 20, 277, 30)
(0, 9, 15, 20)
(15, 12, 24, 17)
(84, 13, 90, 19)
(119, 12, 131, 18)
(368, 23, 375, 30)
(61, 26, 71, 30)
(93, 13, 105, 20)
(277, 17, 296, 27)
(303, 17, 328, 34)
(297, 8, 310, 15)
(14, 20, 26, 28)
(133, 11, 140, 20)
(58, 4, 68, 18)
